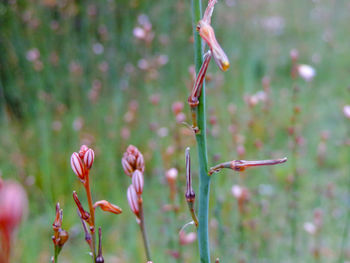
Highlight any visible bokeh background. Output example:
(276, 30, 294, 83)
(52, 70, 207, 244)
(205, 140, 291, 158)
(1, 0, 350, 262)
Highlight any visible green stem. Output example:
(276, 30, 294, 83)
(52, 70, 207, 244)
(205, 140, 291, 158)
(139, 200, 152, 261)
(191, 0, 211, 262)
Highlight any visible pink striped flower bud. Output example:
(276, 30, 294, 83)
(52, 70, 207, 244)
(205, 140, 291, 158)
(71, 152, 86, 181)
(132, 170, 144, 195)
(127, 185, 139, 216)
(83, 148, 95, 169)
(93, 200, 122, 214)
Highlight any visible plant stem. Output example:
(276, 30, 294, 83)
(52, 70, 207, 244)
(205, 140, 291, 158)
(84, 175, 96, 262)
(139, 199, 152, 261)
(191, 0, 212, 262)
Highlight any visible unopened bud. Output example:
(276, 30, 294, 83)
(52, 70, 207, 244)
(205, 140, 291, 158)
(127, 185, 139, 216)
(93, 200, 122, 214)
(79, 145, 89, 158)
(185, 148, 195, 202)
(96, 227, 104, 263)
(83, 148, 95, 169)
(132, 170, 144, 195)
(71, 152, 86, 181)
(165, 168, 178, 182)
(122, 145, 145, 177)
(52, 203, 62, 231)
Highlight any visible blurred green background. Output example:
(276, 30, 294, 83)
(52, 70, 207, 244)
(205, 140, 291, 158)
(0, 0, 349, 262)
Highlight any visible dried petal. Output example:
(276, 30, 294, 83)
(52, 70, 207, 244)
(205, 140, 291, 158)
(93, 200, 122, 214)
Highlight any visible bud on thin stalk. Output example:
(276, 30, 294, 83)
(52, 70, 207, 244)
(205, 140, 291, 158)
(83, 148, 95, 170)
(71, 152, 86, 181)
(95, 227, 104, 263)
(185, 148, 198, 227)
(132, 170, 144, 195)
(127, 185, 140, 217)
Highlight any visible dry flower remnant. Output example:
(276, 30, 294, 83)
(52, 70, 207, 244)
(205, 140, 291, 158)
(123, 145, 152, 261)
(209, 157, 287, 175)
(197, 0, 229, 72)
(51, 203, 69, 263)
(70, 145, 122, 262)
(0, 180, 28, 263)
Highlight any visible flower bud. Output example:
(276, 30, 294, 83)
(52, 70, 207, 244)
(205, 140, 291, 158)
(132, 170, 144, 195)
(52, 203, 62, 231)
(127, 185, 139, 216)
(179, 231, 197, 245)
(83, 148, 95, 169)
(122, 145, 145, 176)
(79, 145, 89, 158)
(93, 200, 122, 214)
(71, 152, 86, 181)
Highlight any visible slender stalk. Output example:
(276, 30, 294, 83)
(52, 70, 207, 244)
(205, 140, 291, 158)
(54, 245, 60, 263)
(191, 0, 212, 262)
(139, 200, 152, 261)
(84, 174, 96, 261)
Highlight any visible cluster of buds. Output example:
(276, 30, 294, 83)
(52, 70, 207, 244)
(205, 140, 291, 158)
(122, 145, 145, 219)
(209, 157, 287, 175)
(70, 145, 122, 261)
(197, 0, 230, 72)
(70, 145, 95, 184)
(122, 145, 145, 177)
(0, 179, 28, 263)
(123, 145, 152, 261)
(52, 203, 69, 261)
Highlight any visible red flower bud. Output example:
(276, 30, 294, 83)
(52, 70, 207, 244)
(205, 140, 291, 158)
(122, 145, 145, 176)
(93, 200, 122, 214)
(132, 170, 144, 195)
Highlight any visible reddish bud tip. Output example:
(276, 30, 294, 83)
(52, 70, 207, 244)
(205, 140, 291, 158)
(132, 170, 144, 195)
(127, 185, 139, 216)
(79, 145, 89, 158)
(73, 191, 90, 222)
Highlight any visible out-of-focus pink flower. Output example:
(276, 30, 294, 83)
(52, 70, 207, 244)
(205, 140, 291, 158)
(179, 231, 197, 245)
(0, 180, 28, 233)
(343, 105, 350, 119)
(297, 64, 316, 82)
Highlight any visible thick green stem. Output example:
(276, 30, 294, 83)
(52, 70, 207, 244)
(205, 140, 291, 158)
(191, 0, 211, 262)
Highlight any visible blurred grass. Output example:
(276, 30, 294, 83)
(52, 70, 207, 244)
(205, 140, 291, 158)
(0, 0, 350, 262)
